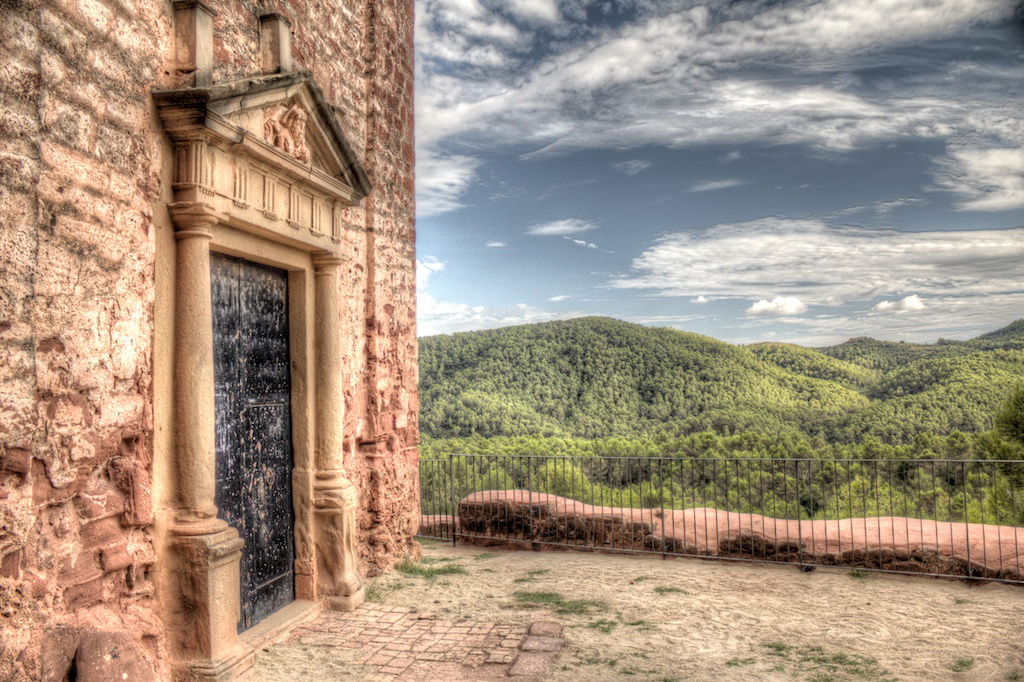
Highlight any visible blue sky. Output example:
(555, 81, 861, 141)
(414, 0, 1024, 345)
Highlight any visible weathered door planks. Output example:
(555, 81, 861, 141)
(211, 252, 295, 631)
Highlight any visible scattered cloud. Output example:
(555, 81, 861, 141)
(504, 0, 559, 25)
(622, 314, 712, 326)
(688, 178, 746, 193)
(565, 236, 599, 249)
(417, 257, 446, 291)
(873, 294, 926, 312)
(416, 153, 480, 217)
(613, 159, 651, 175)
(692, 295, 709, 304)
(549, 295, 570, 302)
(610, 218, 1024, 311)
(417, 0, 1021, 215)
(486, 241, 507, 248)
(527, 218, 597, 236)
(417, 254, 576, 335)
(936, 146, 1024, 211)
(419, 297, 573, 336)
(747, 296, 808, 316)
(830, 197, 927, 218)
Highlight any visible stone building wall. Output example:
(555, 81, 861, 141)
(0, 0, 417, 678)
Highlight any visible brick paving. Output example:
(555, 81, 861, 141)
(275, 603, 554, 680)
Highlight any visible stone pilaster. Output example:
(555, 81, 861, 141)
(312, 253, 364, 611)
(168, 202, 253, 679)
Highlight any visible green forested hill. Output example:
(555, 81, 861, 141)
(419, 317, 1024, 444)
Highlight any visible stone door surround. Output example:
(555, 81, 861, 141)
(154, 69, 369, 679)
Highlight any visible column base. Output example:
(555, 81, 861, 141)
(313, 471, 363, 607)
(324, 585, 365, 612)
(168, 520, 252, 680)
(174, 646, 255, 682)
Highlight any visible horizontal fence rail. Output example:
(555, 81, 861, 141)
(418, 454, 1024, 584)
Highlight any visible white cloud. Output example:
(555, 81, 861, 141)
(747, 296, 808, 316)
(549, 295, 570, 302)
(504, 0, 559, 24)
(527, 218, 597, 236)
(736, 293, 1024, 346)
(613, 159, 651, 175)
(416, 152, 480, 217)
(486, 241, 507, 247)
(417, 257, 446, 291)
(936, 147, 1024, 211)
(416, 0, 1021, 215)
(872, 294, 926, 312)
(688, 178, 746, 193)
(830, 197, 926, 218)
(610, 218, 1024, 310)
(416, 253, 577, 335)
(692, 295, 709, 304)
(418, 295, 572, 336)
(566, 237, 599, 249)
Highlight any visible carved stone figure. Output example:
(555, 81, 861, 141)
(263, 101, 311, 163)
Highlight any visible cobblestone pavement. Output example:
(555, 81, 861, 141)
(260, 603, 564, 680)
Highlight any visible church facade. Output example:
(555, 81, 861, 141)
(0, 0, 418, 678)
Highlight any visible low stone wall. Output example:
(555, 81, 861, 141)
(425, 490, 1024, 581)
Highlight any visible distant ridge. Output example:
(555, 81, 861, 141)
(419, 317, 1024, 443)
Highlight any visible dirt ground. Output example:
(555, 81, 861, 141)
(311, 538, 1024, 682)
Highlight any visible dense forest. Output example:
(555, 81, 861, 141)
(418, 318, 1024, 524)
(420, 317, 1024, 444)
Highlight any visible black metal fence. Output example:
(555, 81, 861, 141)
(418, 453, 1024, 584)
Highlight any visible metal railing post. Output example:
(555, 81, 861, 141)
(449, 453, 456, 547)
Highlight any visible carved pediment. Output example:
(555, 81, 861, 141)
(154, 72, 371, 203)
(153, 72, 371, 253)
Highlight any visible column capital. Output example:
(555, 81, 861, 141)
(312, 251, 346, 270)
(169, 201, 219, 234)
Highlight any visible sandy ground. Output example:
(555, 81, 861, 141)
(343, 538, 1024, 681)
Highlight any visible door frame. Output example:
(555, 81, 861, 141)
(153, 72, 368, 680)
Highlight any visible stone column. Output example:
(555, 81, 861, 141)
(312, 253, 364, 610)
(168, 202, 252, 679)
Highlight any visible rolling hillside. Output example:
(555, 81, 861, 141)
(419, 317, 1024, 444)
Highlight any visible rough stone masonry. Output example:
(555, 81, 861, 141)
(0, 0, 417, 678)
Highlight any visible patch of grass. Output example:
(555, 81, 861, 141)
(953, 597, 970, 605)
(395, 558, 467, 580)
(363, 580, 407, 602)
(726, 658, 756, 667)
(586, 619, 618, 634)
(513, 569, 552, 583)
(848, 569, 873, 580)
(1006, 669, 1022, 681)
(653, 586, 687, 595)
(473, 552, 498, 561)
(764, 641, 793, 657)
(631, 576, 655, 584)
(419, 556, 459, 565)
(513, 591, 606, 615)
(762, 642, 893, 680)
(950, 658, 975, 673)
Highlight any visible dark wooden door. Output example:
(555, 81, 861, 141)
(211, 252, 295, 632)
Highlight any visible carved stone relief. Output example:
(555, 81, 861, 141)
(263, 100, 311, 164)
